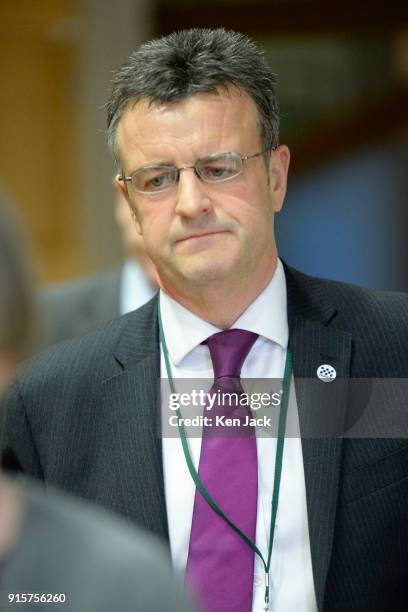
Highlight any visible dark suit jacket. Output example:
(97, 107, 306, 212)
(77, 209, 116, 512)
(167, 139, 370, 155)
(2, 265, 408, 611)
(38, 270, 121, 347)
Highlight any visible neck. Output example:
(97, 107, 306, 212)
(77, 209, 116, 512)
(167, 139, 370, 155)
(160, 255, 278, 329)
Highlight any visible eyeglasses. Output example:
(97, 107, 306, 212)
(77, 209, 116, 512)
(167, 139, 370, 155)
(118, 149, 274, 195)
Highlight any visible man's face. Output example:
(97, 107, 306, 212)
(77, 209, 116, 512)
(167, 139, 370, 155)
(116, 88, 289, 296)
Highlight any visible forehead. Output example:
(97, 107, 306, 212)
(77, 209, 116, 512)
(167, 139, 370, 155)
(116, 88, 261, 167)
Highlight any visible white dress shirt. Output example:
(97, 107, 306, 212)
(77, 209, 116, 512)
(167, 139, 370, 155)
(161, 260, 317, 612)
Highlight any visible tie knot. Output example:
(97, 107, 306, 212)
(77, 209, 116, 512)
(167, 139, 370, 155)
(206, 329, 258, 381)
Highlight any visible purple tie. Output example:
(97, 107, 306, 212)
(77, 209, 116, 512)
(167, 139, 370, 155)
(186, 329, 258, 612)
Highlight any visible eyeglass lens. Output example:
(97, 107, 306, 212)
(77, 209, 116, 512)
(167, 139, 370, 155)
(131, 152, 243, 194)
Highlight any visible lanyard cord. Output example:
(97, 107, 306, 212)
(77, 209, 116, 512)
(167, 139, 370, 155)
(158, 297, 292, 606)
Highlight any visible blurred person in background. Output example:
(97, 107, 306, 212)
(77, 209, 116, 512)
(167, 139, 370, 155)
(39, 191, 158, 347)
(0, 197, 191, 612)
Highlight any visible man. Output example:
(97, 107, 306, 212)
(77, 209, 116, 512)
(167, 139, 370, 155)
(39, 192, 157, 346)
(0, 199, 191, 612)
(2, 28, 408, 612)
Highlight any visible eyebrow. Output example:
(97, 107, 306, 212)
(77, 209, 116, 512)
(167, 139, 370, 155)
(130, 151, 234, 173)
(130, 161, 176, 173)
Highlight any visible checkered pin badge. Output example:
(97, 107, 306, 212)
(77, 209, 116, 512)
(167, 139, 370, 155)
(317, 364, 337, 382)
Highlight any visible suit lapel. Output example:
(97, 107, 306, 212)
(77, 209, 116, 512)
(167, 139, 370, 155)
(285, 265, 352, 611)
(101, 296, 168, 540)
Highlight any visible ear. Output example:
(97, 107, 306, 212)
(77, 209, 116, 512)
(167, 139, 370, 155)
(268, 145, 290, 213)
(114, 175, 143, 235)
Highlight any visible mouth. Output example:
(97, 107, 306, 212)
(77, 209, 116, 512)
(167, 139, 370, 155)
(176, 230, 228, 244)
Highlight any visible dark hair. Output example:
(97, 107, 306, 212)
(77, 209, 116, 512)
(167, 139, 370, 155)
(0, 196, 36, 358)
(106, 28, 279, 166)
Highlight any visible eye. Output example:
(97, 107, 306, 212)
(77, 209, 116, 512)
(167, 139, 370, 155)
(134, 167, 175, 193)
(147, 174, 170, 189)
(198, 156, 240, 182)
(203, 166, 232, 179)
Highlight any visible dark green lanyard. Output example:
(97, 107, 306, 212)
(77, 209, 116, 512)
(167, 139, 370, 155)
(158, 299, 292, 609)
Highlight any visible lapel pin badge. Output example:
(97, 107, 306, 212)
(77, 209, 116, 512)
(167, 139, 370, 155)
(317, 364, 337, 382)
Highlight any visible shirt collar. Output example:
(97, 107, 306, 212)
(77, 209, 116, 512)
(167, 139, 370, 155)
(159, 258, 288, 366)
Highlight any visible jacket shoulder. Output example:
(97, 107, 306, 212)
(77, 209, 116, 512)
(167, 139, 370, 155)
(286, 264, 408, 330)
(16, 296, 158, 396)
(319, 275, 408, 330)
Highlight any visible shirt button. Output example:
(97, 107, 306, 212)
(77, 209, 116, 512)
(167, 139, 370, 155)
(254, 574, 262, 587)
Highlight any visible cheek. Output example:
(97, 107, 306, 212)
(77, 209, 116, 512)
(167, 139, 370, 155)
(219, 173, 271, 214)
(220, 190, 271, 229)
(140, 209, 172, 251)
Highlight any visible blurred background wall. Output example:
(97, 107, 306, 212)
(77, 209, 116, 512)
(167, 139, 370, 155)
(1, 0, 407, 290)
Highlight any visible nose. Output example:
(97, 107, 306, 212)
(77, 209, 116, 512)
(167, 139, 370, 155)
(174, 167, 212, 219)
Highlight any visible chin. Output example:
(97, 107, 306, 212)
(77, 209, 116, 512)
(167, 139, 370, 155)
(180, 261, 236, 285)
